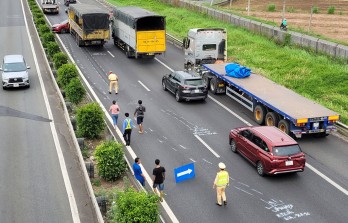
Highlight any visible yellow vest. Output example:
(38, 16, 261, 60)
(216, 171, 229, 186)
(125, 119, 131, 130)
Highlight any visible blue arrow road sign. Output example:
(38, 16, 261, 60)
(174, 163, 195, 183)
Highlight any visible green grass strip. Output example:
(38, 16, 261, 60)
(108, 0, 348, 124)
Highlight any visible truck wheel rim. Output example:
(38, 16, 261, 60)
(279, 124, 286, 132)
(256, 110, 262, 121)
(266, 117, 274, 126)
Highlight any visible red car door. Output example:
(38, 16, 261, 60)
(237, 130, 255, 163)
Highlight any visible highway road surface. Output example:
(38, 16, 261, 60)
(0, 0, 98, 222)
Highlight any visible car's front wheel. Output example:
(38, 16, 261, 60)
(162, 80, 167, 91)
(256, 161, 265, 176)
(230, 139, 237, 153)
(175, 91, 181, 102)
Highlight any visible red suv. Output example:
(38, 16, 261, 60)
(229, 126, 306, 176)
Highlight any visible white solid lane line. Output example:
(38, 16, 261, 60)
(194, 135, 220, 158)
(107, 50, 115, 58)
(155, 58, 174, 72)
(208, 95, 252, 126)
(138, 80, 151, 91)
(21, 0, 80, 222)
(155, 57, 348, 196)
(306, 163, 348, 196)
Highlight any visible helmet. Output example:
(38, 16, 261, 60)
(218, 162, 226, 169)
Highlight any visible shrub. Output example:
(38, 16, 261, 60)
(312, 6, 319, 14)
(38, 24, 50, 34)
(94, 140, 126, 181)
(42, 32, 55, 47)
(65, 78, 86, 104)
(108, 187, 159, 223)
(76, 103, 105, 139)
(53, 52, 68, 69)
(328, 6, 335, 14)
(34, 17, 46, 26)
(46, 42, 60, 58)
(57, 64, 78, 87)
(267, 4, 276, 12)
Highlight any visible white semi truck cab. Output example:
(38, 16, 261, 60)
(183, 28, 227, 70)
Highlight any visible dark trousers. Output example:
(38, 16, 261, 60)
(123, 129, 132, 146)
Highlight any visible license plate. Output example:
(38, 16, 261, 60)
(13, 83, 19, 87)
(285, 161, 293, 166)
(194, 89, 200, 93)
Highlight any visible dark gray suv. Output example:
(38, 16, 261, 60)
(1, 55, 30, 89)
(162, 71, 208, 102)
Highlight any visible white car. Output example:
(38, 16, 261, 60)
(0, 55, 30, 89)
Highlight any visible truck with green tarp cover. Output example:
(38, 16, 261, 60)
(111, 6, 166, 58)
(68, 4, 110, 46)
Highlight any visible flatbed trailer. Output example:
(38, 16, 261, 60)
(202, 63, 340, 138)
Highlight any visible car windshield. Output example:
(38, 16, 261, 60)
(273, 145, 301, 156)
(184, 79, 203, 86)
(3, 62, 26, 72)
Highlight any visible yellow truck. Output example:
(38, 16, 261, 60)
(111, 6, 166, 59)
(68, 4, 110, 47)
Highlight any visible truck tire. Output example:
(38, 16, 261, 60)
(265, 112, 279, 126)
(254, 104, 266, 125)
(126, 46, 132, 58)
(210, 76, 218, 94)
(278, 119, 290, 135)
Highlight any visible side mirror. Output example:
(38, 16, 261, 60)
(0, 67, 2, 71)
(27, 66, 31, 69)
(183, 37, 189, 49)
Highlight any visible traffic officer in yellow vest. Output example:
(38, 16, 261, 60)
(213, 162, 229, 206)
(108, 71, 119, 94)
(122, 113, 135, 146)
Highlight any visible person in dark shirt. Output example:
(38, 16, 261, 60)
(134, 100, 146, 134)
(152, 159, 166, 202)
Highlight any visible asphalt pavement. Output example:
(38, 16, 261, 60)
(45, 0, 348, 222)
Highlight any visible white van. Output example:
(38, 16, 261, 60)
(0, 55, 30, 89)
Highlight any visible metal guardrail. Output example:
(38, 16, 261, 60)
(166, 33, 183, 48)
(164, 33, 348, 137)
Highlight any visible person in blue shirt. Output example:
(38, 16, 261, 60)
(133, 157, 145, 186)
(122, 113, 135, 146)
